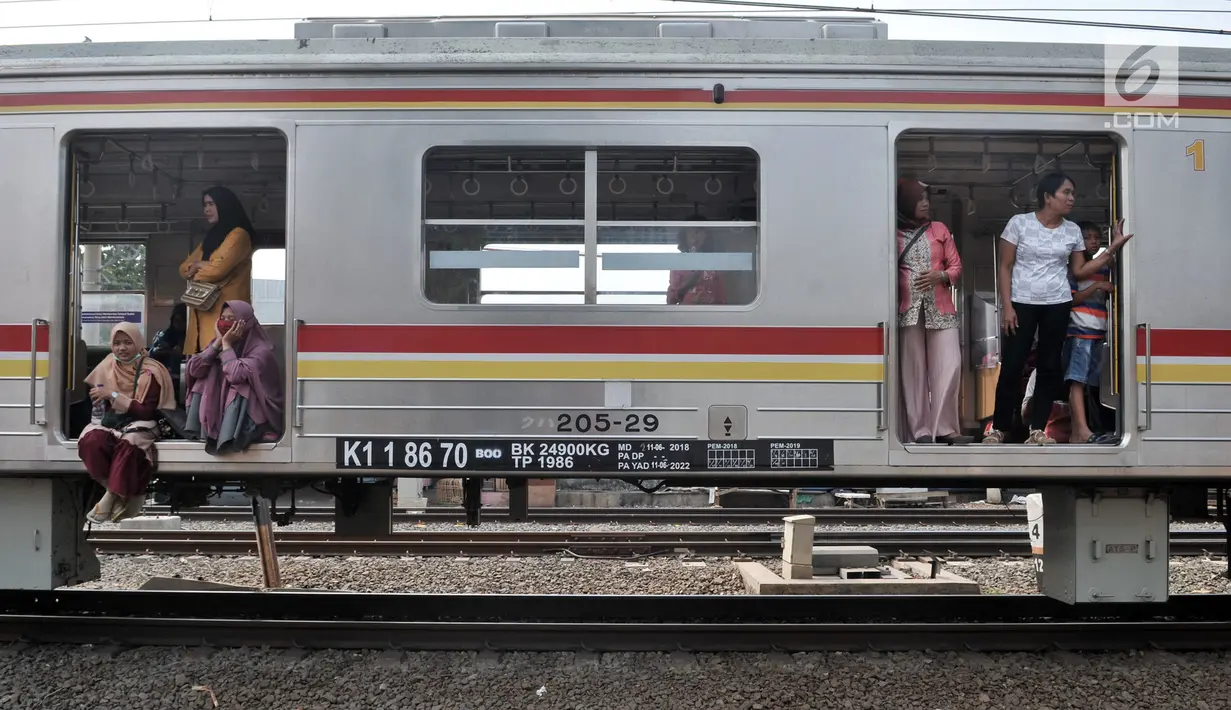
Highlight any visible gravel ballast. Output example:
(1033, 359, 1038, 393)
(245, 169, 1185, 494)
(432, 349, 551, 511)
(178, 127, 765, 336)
(71, 554, 1230, 595)
(2, 646, 1229, 710)
(72, 555, 747, 594)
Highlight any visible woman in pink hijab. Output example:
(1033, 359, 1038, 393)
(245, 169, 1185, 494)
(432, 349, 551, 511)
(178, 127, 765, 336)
(183, 300, 284, 454)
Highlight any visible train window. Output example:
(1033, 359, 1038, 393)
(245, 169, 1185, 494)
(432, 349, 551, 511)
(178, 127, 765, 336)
(894, 133, 1121, 447)
(596, 148, 759, 305)
(251, 248, 286, 325)
(64, 129, 289, 440)
(421, 146, 759, 306)
(423, 148, 586, 305)
(77, 241, 147, 347)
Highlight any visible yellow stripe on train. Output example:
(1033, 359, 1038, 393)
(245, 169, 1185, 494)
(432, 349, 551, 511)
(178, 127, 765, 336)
(1135, 363, 1231, 384)
(0, 361, 50, 378)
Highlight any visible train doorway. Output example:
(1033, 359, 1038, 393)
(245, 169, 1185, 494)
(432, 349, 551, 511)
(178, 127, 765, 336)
(61, 129, 289, 446)
(893, 132, 1123, 450)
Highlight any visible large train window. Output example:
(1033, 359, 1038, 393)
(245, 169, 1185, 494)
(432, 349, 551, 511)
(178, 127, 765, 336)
(421, 146, 759, 305)
(596, 148, 758, 305)
(894, 132, 1122, 447)
(423, 147, 586, 305)
(63, 129, 289, 440)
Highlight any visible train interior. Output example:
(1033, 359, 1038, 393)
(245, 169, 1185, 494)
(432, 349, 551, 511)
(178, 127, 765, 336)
(62, 129, 289, 442)
(895, 133, 1121, 447)
(421, 147, 759, 305)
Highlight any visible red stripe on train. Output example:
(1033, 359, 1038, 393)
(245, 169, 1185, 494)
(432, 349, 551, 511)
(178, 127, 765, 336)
(0, 324, 49, 352)
(1136, 329, 1231, 358)
(297, 325, 884, 356)
(0, 88, 712, 108)
(1, 87, 1231, 111)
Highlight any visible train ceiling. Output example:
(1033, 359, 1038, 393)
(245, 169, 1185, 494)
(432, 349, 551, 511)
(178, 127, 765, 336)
(72, 131, 288, 241)
(897, 134, 1118, 230)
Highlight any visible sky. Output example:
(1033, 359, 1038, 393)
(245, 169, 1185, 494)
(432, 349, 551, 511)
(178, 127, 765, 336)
(8, 0, 1226, 290)
(1, 0, 1229, 48)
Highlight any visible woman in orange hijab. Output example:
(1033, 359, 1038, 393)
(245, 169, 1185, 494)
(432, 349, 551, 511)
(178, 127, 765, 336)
(79, 322, 177, 524)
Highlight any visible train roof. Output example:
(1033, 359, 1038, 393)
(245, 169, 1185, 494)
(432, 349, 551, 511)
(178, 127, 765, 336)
(1, 14, 1230, 80)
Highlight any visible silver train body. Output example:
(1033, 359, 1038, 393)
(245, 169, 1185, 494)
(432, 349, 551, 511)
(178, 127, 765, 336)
(0, 16, 1228, 484)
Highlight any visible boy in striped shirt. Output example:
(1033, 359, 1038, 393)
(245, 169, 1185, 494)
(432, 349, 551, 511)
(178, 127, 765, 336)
(1063, 222, 1115, 444)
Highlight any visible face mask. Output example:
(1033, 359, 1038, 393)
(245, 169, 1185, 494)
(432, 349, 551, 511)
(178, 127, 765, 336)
(218, 320, 235, 335)
(113, 352, 140, 365)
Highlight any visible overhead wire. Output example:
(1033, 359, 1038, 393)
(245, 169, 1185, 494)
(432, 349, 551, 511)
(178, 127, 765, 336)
(0, 0, 1226, 36)
(665, 0, 1231, 36)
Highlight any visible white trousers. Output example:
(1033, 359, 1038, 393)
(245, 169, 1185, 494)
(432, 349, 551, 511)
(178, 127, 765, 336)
(900, 323, 962, 441)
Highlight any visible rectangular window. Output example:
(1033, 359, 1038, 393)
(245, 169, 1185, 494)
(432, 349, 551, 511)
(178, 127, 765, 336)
(78, 242, 147, 347)
(596, 148, 758, 306)
(252, 248, 286, 325)
(422, 146, 759, 305)
(423, 148, 585, 305)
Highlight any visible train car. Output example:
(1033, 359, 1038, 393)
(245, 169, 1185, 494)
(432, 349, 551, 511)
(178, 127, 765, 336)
(0, 15, 1227, 596)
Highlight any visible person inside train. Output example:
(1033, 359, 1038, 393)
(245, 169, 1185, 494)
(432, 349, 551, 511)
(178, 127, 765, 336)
(667, 215, 727, 305)
(80, 322, 178, 524)
(1064, 221, 1118, 444)
(179, 186, 255, 356)
(895, 178, 971, 445)
(149, 303, 188, 406)
(182, 300, 284, 455)
(982, 171, 1132, 445)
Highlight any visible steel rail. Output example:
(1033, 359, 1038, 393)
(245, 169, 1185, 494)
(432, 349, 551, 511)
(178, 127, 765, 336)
(84, 528, 1228, 558)
(3, 591, 1231, 652)
(140, 505, 1030, 525)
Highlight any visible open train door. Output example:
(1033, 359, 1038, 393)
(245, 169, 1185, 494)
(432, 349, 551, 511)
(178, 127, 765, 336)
(0, 127, 57, 464)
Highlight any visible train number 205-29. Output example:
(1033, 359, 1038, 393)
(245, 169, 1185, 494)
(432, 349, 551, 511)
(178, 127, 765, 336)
(556, 412, 659, 433)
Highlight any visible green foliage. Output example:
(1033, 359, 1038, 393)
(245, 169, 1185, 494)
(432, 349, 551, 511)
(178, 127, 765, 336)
(99, 244, 145, 291)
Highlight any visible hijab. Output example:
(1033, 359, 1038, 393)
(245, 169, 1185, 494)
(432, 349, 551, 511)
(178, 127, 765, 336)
(186, 300, 284, 436)
(201, 186, 258, 261)
(896, 179, 932, 231)
(85, 322, 177, 411)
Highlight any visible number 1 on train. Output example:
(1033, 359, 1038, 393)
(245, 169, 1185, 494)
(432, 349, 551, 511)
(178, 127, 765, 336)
(1187, 139, 1205, 172)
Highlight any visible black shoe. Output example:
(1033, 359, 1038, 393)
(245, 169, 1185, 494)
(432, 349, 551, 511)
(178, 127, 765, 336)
(936, 434, 974, 446)
(915, 435, 934, 444)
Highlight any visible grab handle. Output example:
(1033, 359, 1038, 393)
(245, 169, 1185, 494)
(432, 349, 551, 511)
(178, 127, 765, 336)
(293, 319, 305, 429)
(1138, 323, 1151, 432)
(877, 321, 888, 432)
(29, 318, 46, 426)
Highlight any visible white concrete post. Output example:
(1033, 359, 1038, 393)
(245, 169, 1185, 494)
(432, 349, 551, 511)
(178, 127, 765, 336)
(782, 514, 815, 579)
(986, 488, 1003, 505)
(396, 478, 427, 510)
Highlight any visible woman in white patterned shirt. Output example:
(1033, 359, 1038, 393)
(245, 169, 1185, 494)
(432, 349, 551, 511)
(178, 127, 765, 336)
(983, 172, 1133, 445)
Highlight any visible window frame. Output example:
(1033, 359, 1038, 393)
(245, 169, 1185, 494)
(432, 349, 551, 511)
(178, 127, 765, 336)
(419, 144, 763, 310)
(76, 238, 149, 348)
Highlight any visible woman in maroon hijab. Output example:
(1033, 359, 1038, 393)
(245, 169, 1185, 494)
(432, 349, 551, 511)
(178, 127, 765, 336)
(182, 300, 284, 454)
(896, 179, 971, 445)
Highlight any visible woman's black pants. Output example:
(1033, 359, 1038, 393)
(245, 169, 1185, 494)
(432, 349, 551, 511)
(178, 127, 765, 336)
(992, 300, 1072, 434)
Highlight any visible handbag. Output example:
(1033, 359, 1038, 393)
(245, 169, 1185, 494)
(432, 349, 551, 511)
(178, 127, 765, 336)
(182, 280, 222, 311)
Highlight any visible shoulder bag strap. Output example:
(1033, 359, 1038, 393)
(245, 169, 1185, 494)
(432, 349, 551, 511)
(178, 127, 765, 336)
(897, 224, 928, 266)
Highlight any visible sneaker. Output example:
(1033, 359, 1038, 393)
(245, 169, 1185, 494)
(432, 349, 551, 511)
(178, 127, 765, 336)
(982, 429, 1004, 444)
(1026, 428, 1056, 445)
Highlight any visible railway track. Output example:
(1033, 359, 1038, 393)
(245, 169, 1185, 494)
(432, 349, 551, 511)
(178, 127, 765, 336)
(4, 590, 1231, 652)
(142, 505, 1029, 526)
(86, 528, 1229, 558)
